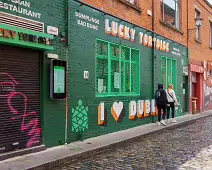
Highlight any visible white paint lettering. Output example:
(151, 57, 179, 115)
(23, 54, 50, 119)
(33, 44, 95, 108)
(105, 19, 111, 34)
(130, 29, 136, 42)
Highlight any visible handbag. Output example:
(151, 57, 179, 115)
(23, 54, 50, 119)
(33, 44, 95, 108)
(168, 92, 176, 103)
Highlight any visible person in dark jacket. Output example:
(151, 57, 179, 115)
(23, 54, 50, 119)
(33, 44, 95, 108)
(155, 84, 168, 126)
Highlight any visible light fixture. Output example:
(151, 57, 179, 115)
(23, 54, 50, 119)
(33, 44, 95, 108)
(195, 16, 203, 28)
(188, 16, 203, 39)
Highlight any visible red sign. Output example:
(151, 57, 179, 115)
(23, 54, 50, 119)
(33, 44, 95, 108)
(190, 64, 203, 73)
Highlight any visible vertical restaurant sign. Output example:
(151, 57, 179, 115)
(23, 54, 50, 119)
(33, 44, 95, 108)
(105, 19, 170, 52)
(0, 0, 41, 19)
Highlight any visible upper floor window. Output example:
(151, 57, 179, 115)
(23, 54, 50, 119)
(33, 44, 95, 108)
(195, 10, 201, 41)
(210, 21, 212, 47)
(161, 0, 180, 29)
(125, 0, 137, 6)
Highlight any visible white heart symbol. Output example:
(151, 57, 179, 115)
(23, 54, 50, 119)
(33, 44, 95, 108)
(112, 102, 123, 121)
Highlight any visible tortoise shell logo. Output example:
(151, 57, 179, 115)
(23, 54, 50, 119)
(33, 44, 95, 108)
(111, 102, 125, 122)
(72, 100, 88, 133)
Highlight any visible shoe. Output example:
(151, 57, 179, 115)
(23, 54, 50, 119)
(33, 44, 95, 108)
(172, 119, 177, 123)
(160, 119, 166, 126)
(157, 121, 161, 125)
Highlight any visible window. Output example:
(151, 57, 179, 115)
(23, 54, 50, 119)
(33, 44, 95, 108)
(125, 0, 137, 6)
(161, 57, 177, 91)
(195, 10, 201, 41)
(210, 21, 212, 47)
(161, 0, 180, 29)
(96, 39, 140, 97)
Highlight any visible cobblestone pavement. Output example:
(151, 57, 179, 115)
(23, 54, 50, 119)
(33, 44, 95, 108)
(53, 116, 212, 170)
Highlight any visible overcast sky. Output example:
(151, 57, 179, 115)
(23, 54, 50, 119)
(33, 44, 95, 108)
(208, 0, 212, 4)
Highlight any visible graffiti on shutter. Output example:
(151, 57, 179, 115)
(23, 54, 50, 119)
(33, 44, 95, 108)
(0, 72, 41, 148)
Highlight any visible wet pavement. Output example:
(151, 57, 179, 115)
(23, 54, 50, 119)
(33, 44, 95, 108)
(53, 116, 212, 170)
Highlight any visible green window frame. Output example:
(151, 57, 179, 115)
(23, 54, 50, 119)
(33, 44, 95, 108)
(95, 39, 140, 97)
(161, 56, 177, 92)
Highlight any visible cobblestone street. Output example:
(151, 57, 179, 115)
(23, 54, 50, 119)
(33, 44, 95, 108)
(53, 116, 212, 170)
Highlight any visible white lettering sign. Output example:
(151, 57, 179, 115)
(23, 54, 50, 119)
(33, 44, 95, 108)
(105, 19, 136, 42)
(171, 47, 181, 56)
(47, 26, 58, 36)
(75, 12, 99, 31)
(129, 101, 137, 120)
(0, 0, 41, 19)
(139, 32, 170, 52)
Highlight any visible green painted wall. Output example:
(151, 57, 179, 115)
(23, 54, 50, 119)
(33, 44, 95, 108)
(1, 0, 189, 148)
(1, 0, 68, 147)
(67, 1, 189, 143)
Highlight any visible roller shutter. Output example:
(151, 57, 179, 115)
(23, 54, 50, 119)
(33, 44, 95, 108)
(0, 44, 41, 153)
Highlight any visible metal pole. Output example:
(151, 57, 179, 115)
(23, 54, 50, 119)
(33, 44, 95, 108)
(65, 0, 69, 144)
(152, 0, 156, 123)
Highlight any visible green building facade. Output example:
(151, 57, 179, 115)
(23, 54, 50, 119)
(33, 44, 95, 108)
(0, 0, 189, 152)
(66, 1, 189, 147)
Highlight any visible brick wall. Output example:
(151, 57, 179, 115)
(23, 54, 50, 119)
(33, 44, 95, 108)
(154, 0, 188, 46)
(80, 0, 212, 58)
(188, 0, 212, 63)
(80, 0, 152, 30)
(81, 0, 188, 46)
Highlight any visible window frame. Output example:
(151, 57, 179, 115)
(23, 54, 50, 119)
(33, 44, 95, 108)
(210, 21, 212, 47)
(95, 39, 140, 97)
(195, 9, 201, 41)
(125, 0, 138, 6)
(161, 0, 180, 30)
(118, 0, 141, 12)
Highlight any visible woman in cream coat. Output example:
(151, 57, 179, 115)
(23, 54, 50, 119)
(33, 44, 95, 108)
(166, 84, 178, 123)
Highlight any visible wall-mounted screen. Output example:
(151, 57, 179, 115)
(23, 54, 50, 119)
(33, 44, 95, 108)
(50, 59, 66, 99)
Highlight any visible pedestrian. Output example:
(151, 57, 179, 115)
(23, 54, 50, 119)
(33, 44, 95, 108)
(166, 84, 178, 123)
(155, 84, 168, 126)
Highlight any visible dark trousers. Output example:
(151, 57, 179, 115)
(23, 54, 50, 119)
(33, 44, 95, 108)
(157, 104, 166, 122)
(167, 102, 175, 119)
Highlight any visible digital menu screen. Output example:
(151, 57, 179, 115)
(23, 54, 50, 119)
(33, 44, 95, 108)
(50, 59, 66, 99)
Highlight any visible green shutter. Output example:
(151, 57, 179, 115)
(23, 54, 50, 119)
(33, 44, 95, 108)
(172, 59, 177, 92)
(161, 57, 177, 91)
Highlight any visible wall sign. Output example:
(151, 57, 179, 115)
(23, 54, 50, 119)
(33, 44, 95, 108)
(183, 66, 188, 76)
(50, 59, 67, 100)
(0, 0, 41, 19)
(0, 24, 53, 50)
(47, 26, 58, 36)
(190, 64, 203, 73)
(98, 99, 157, 126)
(114, 72, 120, 89)
(75, 12, 99, 31)
(105, 19, 136, 42)
(171, 47, 181, 56)
(105, 19, 170, 52)
(204, 61, 207, 80)
(84, 71, 89, 80)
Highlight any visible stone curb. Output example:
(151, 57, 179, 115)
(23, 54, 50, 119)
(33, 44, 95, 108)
(29, 112, 212, 170)
(0, 145, 46, 162)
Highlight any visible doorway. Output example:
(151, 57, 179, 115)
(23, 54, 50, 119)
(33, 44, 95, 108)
(183, 76, 189, 112)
